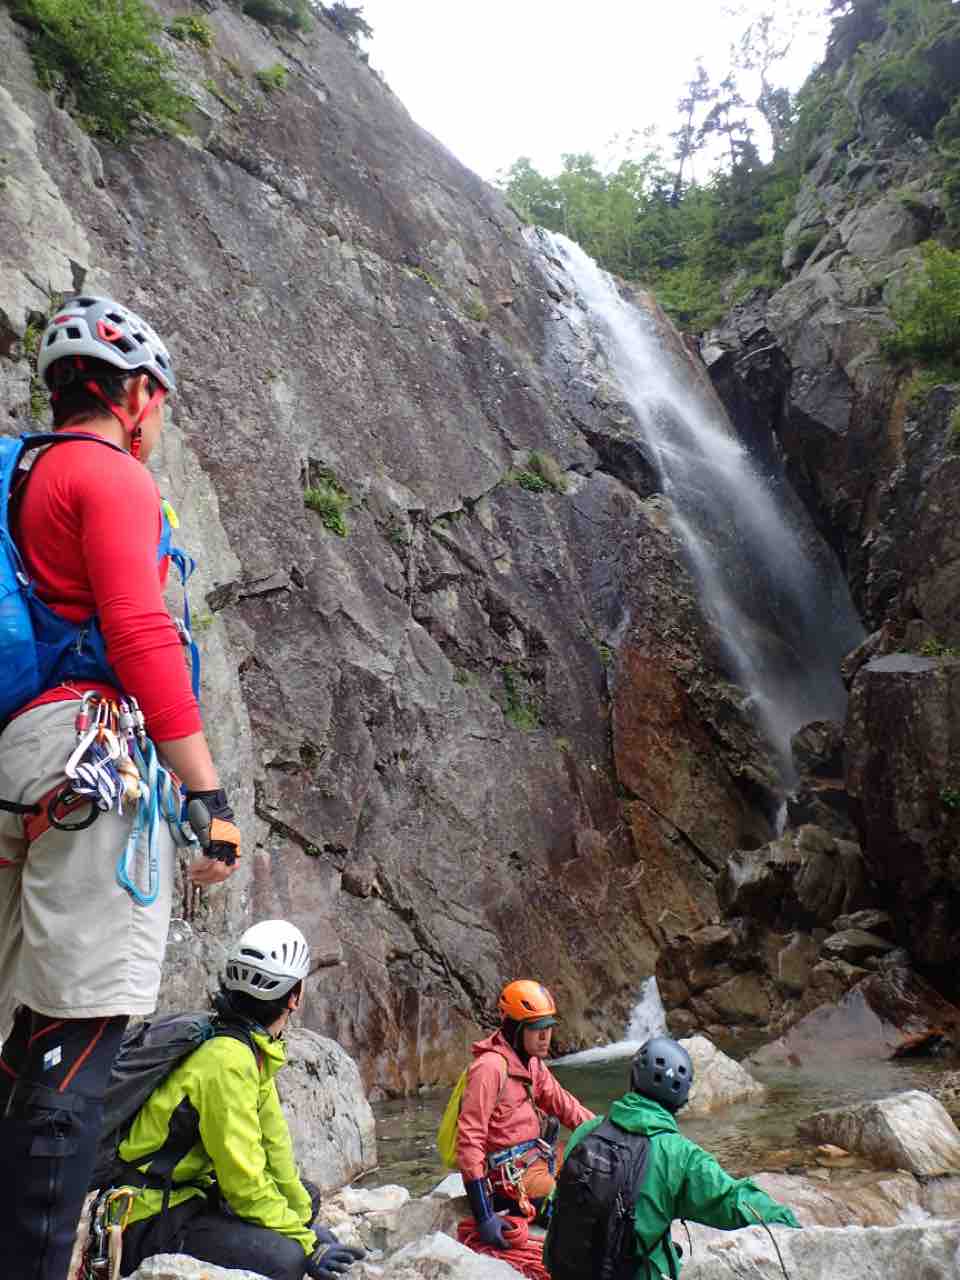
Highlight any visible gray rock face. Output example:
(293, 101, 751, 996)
(276, 1027, 377, 1192)
(128, 1261, 269, 1280)
(846, 652, 960, 969)
(797, 1090, 960, 1175)
(821, 928, 895, 965)
(0, 5, 783, 1087)
(681, 1221, 960, 1280)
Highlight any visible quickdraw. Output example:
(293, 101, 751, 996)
(487, 1138, 556, 1221)
(47, 692, 199, 906)
(82, 1187, 136, 1280)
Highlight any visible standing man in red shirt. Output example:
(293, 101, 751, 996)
(0, 296, 240, 1280)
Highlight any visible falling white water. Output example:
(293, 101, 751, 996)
(552, 976, 667, 1066)
(535, 231, 864, 779)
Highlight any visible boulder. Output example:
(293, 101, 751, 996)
(791, 719, 844, 779)
(277, 1028, 377, 1193)
(324, 1183, 467, 1256)
(356, 1232, 521, 1279)
(750, 965, 960, 1065)
(831, 909, 895, 939)
(129, 1261, 268, 1280)
(774, 932, 820, 994)
(680, 1035, 766, 1115)
(717, 825, 868, 929)
(797, 1090, 960, 1175)
(680, 1221, 960, 1279)
(820, 929, 895, 965)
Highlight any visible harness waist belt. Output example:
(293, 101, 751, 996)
(487, 1138, 546, 1169)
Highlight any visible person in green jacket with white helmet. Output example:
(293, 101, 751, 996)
(551, 1036, 798, 1278)
(118, 920, 365, 1280)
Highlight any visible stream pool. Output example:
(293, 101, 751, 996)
(359, 1051, 950, 1196)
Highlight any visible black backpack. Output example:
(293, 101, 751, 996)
(90, 1010, 256, 1196)
(544, 1118, 674, 1280)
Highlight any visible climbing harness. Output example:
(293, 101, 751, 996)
(488, 1138, 556, 1221)
(82, 1187, 136, 1280)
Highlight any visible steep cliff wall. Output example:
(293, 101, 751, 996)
(0, 2, 778, 1090)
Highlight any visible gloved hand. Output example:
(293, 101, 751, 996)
(305, 1243, 366, 1279)
(313, 1225, 339, 1247)
(186, 789, 241, 866)
(465, 1177, 509, 1250)
(476, 1213, 509, 1249)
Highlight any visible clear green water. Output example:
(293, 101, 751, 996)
(360, 1052, 952, 1197)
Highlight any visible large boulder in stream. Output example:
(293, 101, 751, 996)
(797, 1090, 960, 1175)
(681, 1035, 766, 1115)
(277, 1028, 377, 1193)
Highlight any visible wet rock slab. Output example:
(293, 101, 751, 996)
(797, 1090, 960, 1175)
(680, 1221, 960, 1279)
(749, 965, 960, 1065)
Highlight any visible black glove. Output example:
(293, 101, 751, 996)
(305, 1243, 366, 1279)
(313, 1225, 339, 1247)
(186, 789, 241, 866)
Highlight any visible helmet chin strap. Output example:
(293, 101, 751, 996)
(83, 380, 166, 459)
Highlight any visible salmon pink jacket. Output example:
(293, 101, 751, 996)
(456, 1029, 594, 1182)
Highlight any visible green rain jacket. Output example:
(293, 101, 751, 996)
(119, 1028, 316, 1255)
(564, 1092, 799, 1277)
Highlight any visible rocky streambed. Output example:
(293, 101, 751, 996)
(119, 1031, 960, 1280)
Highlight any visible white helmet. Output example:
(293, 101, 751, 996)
(37, 295, 176, 392)
(224, 920, 311, 1001)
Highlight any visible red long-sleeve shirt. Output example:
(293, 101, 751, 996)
(14, 436, 202, 741)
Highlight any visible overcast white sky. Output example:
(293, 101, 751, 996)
(358, 1, 830, 183)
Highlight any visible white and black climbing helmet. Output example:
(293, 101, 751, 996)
(37, 295, 176, 392)
(225, 919, 311, 1001)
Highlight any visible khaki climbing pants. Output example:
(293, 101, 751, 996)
(0, 700, 175, 1040)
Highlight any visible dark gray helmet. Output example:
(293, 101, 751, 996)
(630, 1036, 693, 1110)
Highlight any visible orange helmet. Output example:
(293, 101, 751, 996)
(498, 980, 558, 1028)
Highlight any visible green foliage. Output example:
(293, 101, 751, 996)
(500, 666, 541, 731)
(884, 241, 960, 364)
(11, 0, 190, 141)
(514, 469, 548, 494)
(256, 63, 288, 92)
(904, 364, 960, 406)
(304, 471, 349, 536)
(167, 13, 213, 46)
(452, 667, 474, 687)
(528, 450, 567, 493)
(920, 636, 960, 657)
(408, 266, 443, 292)
(464, 299, 489, 323)
(940, 786, 960, 809)
(241, 0, 310, 32)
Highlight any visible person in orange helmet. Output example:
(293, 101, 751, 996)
(457, 980, 594, 1248)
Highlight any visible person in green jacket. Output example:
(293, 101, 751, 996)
(556, 1037, 799, 1277)
(118, 920, 365, 1280)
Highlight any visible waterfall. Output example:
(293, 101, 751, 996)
(552, 977, 667, 1065)
(534, 231, 864, 778)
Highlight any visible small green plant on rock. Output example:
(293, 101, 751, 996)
(884, 241, 960, 366)
(13, 0, 190, 142)
(514, 468, 548, 494)
(500, 665, 541, 731)
(464, 299, 489, 323)
(304, 469, 349, 537)
(167, 14, 213, 46)
(948, 404, 960, 453)
(920, 636, 959, 658)
(203, 78, 240, 113)
(256, 63, 288, 92)
(940, 787, 960, 811)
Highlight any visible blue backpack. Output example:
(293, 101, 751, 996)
(0, 431, 198, 723)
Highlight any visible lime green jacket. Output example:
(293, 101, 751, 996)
(565, 1093, 799, 1277)
(119, 1028, 316, 1254)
